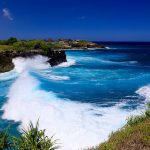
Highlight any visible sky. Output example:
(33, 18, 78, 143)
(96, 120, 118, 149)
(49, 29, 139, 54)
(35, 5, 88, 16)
(0, 0, 150, 41)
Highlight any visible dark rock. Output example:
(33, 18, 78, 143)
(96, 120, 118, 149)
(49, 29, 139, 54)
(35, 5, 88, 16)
(0, 49, 67, 73)
(0, 55, 14, 73)
(47, 50, 67, 66)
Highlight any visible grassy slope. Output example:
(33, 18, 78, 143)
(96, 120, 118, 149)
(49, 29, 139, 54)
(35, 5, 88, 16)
(0, 45, 13, 52)
(88, 105, 150, 150)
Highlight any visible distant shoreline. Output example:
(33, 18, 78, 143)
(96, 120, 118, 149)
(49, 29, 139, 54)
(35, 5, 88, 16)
(61, 47, 107, 51)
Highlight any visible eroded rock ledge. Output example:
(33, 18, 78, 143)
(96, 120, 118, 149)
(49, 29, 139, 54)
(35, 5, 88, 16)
(0, 38, 106, 73)
(0, 50, 67, 73)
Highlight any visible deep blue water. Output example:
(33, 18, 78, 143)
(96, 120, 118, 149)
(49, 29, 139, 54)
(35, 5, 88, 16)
(0, 42, 150, 149)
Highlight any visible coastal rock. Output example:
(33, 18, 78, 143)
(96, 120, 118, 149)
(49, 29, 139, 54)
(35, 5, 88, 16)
(0, 38, 105, 73)
(47, 50, 67, 66)
(0, 49, 67, 73)
(0, 55, 14, 73)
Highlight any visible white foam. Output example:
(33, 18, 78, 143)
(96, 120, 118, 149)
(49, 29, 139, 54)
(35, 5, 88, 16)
(1, 56, 142, 150)
(12, 54, 71, 81)
(2, 72, 140, 149)
(128, 61, 138, 64)
(47, 75, 70, 80)
(136, 85, 150, 102)
(106, 46, 111, 49)
(13, 55, 50, 73)
(99, 60, 138, 65)
(0, 70, 18, 81)
(69, 55, 137, 66)
(38, 72, 70, 81)
(55, 59, 76, 68)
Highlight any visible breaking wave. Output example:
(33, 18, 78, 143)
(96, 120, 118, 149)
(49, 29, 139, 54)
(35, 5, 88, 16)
(55, 59, 76, 68)
(136, 85, 150, 102)
(12, 55, 50, 73)
(0, 70, 18, 81)
(1, 55, 143, 150)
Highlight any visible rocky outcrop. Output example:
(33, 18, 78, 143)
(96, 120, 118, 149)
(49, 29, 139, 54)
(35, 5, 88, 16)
(0, 49, 67, 73)
(0, 55, 14, 73)
(47, 50, 67, 66)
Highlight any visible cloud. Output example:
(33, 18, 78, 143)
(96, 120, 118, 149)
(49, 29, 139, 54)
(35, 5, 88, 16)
(2, 8, 13, 21)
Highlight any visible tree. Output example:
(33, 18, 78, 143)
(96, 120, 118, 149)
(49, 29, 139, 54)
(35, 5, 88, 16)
(7, 37, 18, 45)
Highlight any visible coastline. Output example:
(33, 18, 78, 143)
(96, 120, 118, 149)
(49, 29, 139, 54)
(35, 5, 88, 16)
(0, 38, 106, 73)
(0, 49, 67, 73)
(61, 47, 107, 51)
(0, 46, 108, 73)
(0, 42, 150, 149)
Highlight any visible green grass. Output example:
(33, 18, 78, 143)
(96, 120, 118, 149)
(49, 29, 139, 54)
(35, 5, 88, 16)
(0, 38, 104, 53)
(87, 104, 150, 150)
(0, 45, 13, 52)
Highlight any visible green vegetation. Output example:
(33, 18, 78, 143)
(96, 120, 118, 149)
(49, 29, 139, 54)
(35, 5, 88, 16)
(0, 121, 58, 150)
(0, 127, 12, 149)
(68, 40, 88, 47)
(88, 104, 150, 150)
(0, 38, 61, 53)
(0, 37, 17, 46)
(0, 45, 13, 51)
(0, 37, 104, 53)
(0, 105, 150, 150)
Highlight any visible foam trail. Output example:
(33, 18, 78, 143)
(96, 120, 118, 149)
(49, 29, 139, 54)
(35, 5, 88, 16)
(43, 74, 70, 80)
(106, 46, 111, 49)
(2, 56, 142, 150)
(68, 55, 137, 66)
(36, 71, 70, 81)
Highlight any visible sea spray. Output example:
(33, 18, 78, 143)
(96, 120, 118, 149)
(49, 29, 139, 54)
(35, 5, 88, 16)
(0, 70, 18, 81)
(55, 58, 76, 68)
(12, 55, 50, 73)
(136, 85, 150, 102)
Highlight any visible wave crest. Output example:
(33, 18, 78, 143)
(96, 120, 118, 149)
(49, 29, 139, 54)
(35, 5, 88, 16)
(136, 85, 150, 102)
(1, 55, 142, 150)
(55, 59, 76, 68)
(13, 55, 50, 73)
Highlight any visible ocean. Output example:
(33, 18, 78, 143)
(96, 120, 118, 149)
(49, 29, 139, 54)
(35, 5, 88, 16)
(0, 42, 150, 149)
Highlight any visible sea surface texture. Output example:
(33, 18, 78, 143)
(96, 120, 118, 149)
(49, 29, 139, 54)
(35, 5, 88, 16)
(0, 42, 150, 150)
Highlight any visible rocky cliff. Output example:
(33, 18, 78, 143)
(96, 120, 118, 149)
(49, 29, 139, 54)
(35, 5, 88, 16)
(0, 49, 67, 73)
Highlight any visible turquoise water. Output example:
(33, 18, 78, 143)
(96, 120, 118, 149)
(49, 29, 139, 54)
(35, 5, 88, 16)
(0, 42, 150, 149)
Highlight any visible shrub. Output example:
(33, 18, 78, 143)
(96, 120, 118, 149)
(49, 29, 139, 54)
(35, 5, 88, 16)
(0, 127, 12, 150)
(13, 121, 58, 150)
(0, 121, 58, 150)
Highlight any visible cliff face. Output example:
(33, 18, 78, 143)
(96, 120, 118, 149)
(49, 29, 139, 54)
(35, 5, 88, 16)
(0, 50, 67, 73)
(0, 38, 106, 73)
(0, 55, 14, 73)
(47, 50, 67, 66)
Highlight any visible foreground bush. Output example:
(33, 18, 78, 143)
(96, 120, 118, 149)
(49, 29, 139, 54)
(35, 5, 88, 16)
(0, 127, 12, 149)
(0, 121, 58, 150)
